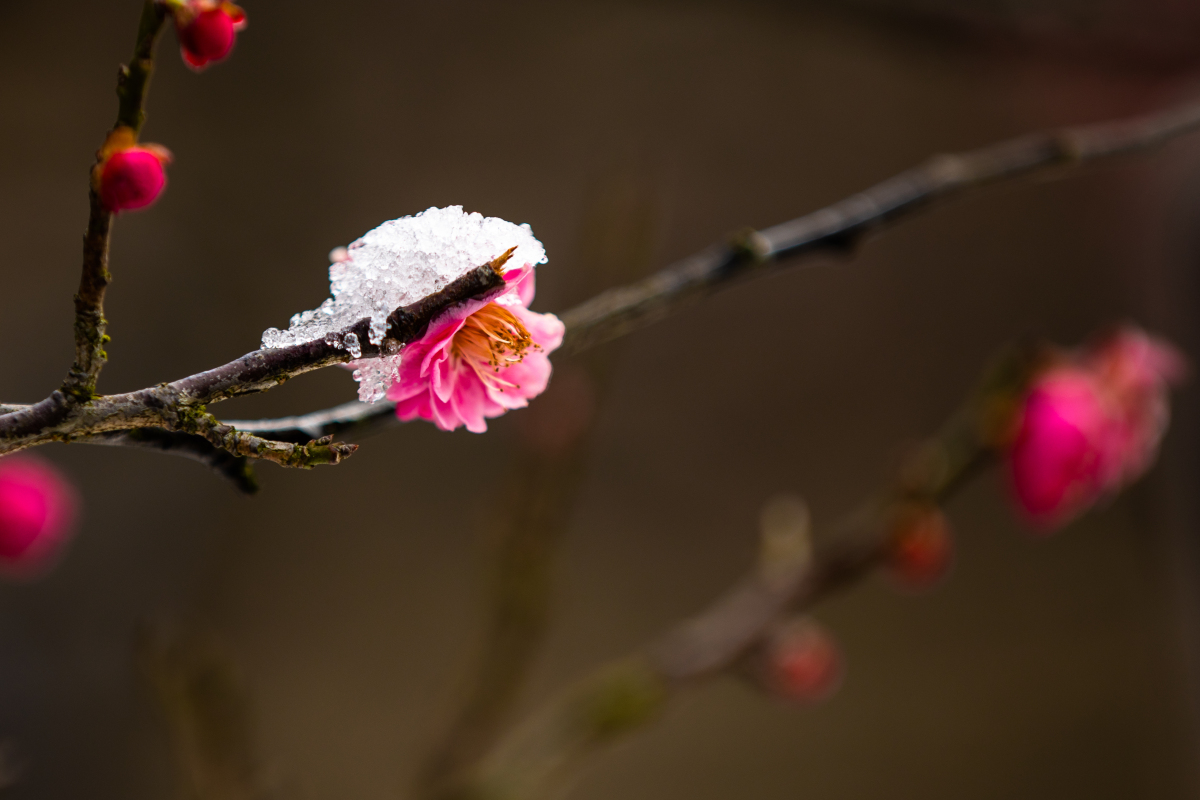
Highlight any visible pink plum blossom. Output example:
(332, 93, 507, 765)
(386, 264, 564, 433)
(0, 456, 79, 579)
(1007, 326, 1185, 531)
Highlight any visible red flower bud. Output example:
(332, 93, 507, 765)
(98, 144, 172, 212)
(174, 1, 247, 71)
(760, 619, 843, 705)
(885, 505, 953, 590)
(0, 456, 79, 579)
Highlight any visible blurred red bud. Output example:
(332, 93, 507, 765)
(0, 456, 79, 579)
(175, 1, 247, 71)
(885, 505, 953, 591)
(758, 619, 843, 705)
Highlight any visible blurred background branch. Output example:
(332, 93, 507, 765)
(415, 172, 660, 800)
(450, 344, 1037, 800)
(137, 623, 274, 800)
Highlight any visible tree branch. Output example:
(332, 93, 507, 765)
(64, 0, 169, 402)
(7, 98, 1200, 466)
(182, 413, 358, 470)
(227, 95, 1200, 443)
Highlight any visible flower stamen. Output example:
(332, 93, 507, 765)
(451, 304, 541, 390)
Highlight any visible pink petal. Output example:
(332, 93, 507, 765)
(395, 392, 433, 423)
(451, 372, 490, 433)
(430, 392, 464, 431)
(485, 351, 554, 410)
(430, 353, 457, 404)
(513, 307, 564, 351)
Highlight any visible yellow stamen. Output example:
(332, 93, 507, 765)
(452, 304, 541, 389)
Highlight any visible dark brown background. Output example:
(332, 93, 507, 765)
(1, 0, 1199, 797)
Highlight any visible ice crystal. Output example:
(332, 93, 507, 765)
(262, 206, 547, 402)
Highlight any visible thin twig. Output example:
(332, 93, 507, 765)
(226, 96, 1200, 443)
(183, 413, 358, 470)
(63, 0, 168, 402)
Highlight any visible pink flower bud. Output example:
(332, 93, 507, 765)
(1006, 326, 1185, 531)
(175, 1, 247, 71)
(885, 505, 953, 590)
(760, 620, 843, 705)
(0, 456, 79, 579)
(98, 145, 171, 212)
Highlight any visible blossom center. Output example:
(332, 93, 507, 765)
(452, 304, 537, 375)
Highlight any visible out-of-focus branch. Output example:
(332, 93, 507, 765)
(416, 436, 595, 800)
(416, 175, 659, 800)
(137, 624, 274, 800)
(64, 0, 168, 402)
(445, 347, 1037, 800)
(230, 96, 1200, 443)
(558, 98, 1200, 354)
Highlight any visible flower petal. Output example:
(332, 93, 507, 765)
(451, 371, 490, 433)
(395, 392, 433, 423)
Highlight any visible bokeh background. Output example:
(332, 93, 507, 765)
(1, 0, 1200, 797)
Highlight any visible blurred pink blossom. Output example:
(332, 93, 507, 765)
(386, 265, 564, 433)
(0, 456, 79, 579)
(1007, 326, 1185, 531)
